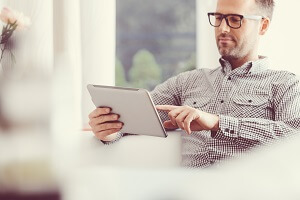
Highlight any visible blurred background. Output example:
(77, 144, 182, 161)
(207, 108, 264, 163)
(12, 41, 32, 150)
(0, 0, 300, 199)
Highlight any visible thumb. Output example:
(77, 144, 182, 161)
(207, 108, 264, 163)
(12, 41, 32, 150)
(163, 120, 178, 129)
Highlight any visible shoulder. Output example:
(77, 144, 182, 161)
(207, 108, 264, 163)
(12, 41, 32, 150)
(265, 69, 299, 85)
(265, 69, 300, 97)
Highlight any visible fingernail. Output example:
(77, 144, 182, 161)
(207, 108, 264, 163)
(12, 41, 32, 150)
(106, 108, 110, 112)
(114, 115, 118, 119)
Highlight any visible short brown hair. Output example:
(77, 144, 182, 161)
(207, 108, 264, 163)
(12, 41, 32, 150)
(255, 0, 275, 20)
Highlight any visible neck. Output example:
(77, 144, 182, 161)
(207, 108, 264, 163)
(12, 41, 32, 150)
(224, 54, 259, 70)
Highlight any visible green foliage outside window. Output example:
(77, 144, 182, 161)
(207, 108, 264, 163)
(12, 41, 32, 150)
(116, 50, 196, 91)
(115, 57, 128, 86)
(116, 0, 196, 91)
(128, 49, 162, 90)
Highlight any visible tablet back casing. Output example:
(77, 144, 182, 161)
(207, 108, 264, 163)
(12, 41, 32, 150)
(87, 85, 167, 137)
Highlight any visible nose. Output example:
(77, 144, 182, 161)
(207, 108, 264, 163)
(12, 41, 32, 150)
(218, 18, 230, 33)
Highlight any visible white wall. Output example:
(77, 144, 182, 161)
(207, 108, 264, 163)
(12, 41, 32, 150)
(196, 0, 219, 69)
(259, 0, 300, 75)
(197, 0, 300, 75)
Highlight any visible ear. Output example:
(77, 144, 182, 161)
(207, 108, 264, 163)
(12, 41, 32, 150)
(259, 17, 270, 35)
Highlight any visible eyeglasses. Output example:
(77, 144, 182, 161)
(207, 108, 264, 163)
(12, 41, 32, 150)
(207, 12, 264, 29)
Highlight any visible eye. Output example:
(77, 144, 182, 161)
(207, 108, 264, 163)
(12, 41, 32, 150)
(215, 15, 222, 21)
(229, 16, 241, 23)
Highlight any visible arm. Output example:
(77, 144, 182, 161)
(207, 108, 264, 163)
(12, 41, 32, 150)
(150, 72, 187, 122)
(157, 74, 300, 146)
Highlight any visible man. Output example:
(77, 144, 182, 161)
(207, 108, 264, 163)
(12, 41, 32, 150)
(88, 0, 300, 168)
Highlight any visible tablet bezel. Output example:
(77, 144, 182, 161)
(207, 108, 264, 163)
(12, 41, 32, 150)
(87, 84, 167, 138)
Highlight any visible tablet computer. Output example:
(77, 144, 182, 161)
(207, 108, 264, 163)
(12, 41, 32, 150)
(87, 84, 167, 138)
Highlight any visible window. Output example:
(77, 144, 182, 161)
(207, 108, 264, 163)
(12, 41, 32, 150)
(116, 0, 196, 90)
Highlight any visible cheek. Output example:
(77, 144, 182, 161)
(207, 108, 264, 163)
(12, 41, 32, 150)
(242, 30, 258, 45)
(238, 23, 259, 42)
(231, 30, 243, 43)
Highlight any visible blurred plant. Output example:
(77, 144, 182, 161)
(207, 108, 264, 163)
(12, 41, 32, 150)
(176, 53, 196, 74)
(115, 57, 128, 86)
(129, 49, 162, 90)
(0, 7, 31, 70)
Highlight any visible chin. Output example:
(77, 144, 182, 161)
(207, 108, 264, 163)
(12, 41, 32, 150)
(219, 48, 239, 59)
(219, 49, 230, 57)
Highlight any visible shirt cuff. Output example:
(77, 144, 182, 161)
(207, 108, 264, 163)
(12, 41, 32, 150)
(100, 131, 124, 145)
(211, 115, 240, 140)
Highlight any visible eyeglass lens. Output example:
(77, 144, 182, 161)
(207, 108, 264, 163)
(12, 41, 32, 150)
(209, 14, 242, 28)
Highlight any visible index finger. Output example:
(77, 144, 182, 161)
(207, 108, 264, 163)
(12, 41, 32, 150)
(89, 107, 111, 119)
(82, 127, 92, 131)
(155, 105, 178, 112)
(82, 123, 92, 132)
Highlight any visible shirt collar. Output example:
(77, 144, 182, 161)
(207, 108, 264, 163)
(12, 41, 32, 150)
(219, 56, 269, 75)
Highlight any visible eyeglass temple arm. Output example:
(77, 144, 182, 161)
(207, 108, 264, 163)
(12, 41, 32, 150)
(243, 15, 264, 20)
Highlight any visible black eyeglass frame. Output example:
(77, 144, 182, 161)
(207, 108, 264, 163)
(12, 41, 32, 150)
(207, 12, 264, 29)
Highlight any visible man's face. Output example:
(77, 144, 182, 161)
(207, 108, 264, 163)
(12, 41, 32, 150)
(215, 0, 262, 59)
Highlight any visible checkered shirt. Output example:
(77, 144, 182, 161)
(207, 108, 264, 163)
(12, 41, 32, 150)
(105, 57, 300, 168)
(150, 56, 300, 168)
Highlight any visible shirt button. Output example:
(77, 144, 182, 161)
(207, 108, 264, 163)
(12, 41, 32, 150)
(225, 128, 230, 132)
(220, 100, 224, 103)
(230, 130, 235, 134)
(248, 100, 253, 103)
(228, 76, 232, 80)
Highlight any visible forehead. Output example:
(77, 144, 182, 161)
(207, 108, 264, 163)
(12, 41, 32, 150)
(216, 0, 257, 15)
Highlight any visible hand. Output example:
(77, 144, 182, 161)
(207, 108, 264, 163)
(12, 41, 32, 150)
(87, 107, 123, 141)
(156, 105, 219, 134)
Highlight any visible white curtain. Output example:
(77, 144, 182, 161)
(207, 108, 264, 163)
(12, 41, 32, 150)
(53, 0, 116, 126)
(0, 0, 116, 127)
(79, 0, 116, 125)
(0, 0, 53, 74)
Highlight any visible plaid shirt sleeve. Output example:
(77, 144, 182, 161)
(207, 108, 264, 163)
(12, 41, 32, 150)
(150, 73, 186, 122)
(99, 131, 124, 145)
(212, 75, 300, 145)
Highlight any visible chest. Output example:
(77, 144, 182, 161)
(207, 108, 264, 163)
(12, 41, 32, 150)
(181, 75, 274, 119)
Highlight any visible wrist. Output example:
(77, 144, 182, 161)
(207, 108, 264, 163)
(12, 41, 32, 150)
(101, 131, 122, 142)
(211, 115, 220, 131)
